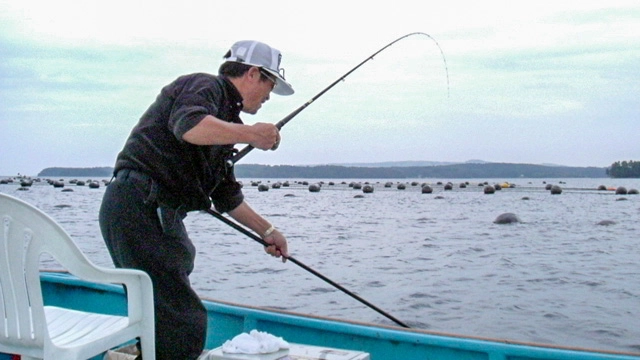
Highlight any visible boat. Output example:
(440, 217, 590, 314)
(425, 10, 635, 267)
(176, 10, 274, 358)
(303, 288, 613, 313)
(4, 271, 637, 360)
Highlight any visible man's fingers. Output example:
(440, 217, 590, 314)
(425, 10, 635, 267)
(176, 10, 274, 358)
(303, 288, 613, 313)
(271, 137, 280, 150)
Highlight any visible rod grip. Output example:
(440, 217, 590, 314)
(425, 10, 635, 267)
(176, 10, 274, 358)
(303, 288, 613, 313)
(227, 145, 255, 167)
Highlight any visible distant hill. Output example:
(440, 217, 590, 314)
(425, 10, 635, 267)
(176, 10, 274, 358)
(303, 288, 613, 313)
(37, 162, 608, 179)
(330, 160, 458, 167)
(329, 159, 489, 167)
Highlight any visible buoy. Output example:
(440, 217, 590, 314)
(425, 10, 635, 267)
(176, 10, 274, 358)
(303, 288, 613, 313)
(494, 213, 521, 224)
(308, 184, 321, 192)
(550, 185, 562, 195)
(615, 186, 628, 195)
(597, 220, 616, 226)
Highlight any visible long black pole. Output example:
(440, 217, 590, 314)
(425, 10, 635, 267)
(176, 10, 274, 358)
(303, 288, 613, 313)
(226, 31, 449, 167)
(204, 208, 410, 328)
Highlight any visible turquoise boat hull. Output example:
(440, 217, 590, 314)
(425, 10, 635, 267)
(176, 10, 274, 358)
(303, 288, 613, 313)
(7, 271, 638, 360)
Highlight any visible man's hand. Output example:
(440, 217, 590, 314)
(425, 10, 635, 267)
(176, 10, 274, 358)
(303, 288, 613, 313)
(250, 123, 281, 151)
(263, 228, 288, 263)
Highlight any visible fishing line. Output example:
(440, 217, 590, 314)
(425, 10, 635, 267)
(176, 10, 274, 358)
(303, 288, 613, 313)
(226, 31, 450, 167)
(204, 208, 411, 328)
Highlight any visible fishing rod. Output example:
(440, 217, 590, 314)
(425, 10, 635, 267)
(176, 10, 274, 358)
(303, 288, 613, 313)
(226, 31, 449, 168)
(204, 208, 411, 328)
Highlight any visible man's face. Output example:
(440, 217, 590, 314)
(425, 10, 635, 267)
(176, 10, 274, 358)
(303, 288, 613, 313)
(241, 67, 276, 114)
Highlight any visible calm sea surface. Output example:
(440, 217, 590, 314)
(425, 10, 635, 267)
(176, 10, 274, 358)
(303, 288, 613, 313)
(2, 176, 639, 354)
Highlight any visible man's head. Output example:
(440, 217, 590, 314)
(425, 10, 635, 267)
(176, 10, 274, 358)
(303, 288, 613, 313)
(220, 40, 294, 96)
(219, 40, 293, 114)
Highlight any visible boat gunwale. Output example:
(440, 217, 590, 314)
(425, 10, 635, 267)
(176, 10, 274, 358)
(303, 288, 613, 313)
(40, 270, 640, 359)
(199, 292, 640, 359)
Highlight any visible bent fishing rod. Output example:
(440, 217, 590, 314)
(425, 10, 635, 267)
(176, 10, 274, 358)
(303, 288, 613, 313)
(226, 31, 449, 168)
(204, 208, 410, 328)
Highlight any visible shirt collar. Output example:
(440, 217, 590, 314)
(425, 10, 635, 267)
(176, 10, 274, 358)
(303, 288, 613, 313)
(219, 75, 243, 111)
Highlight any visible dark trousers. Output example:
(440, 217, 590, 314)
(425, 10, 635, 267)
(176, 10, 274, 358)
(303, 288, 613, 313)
(99, 169, 207, 360)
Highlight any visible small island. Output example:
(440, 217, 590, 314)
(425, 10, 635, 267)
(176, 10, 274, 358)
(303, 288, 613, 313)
(38, 167, 115, 177)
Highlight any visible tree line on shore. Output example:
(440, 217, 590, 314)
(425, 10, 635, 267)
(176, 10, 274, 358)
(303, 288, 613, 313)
(606, 160, 640, 178)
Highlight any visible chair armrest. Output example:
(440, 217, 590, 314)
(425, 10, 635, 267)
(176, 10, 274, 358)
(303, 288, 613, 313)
(60, 263, 154, 323)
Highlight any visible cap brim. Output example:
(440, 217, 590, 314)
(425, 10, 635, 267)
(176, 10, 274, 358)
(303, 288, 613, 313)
(262, 68, 294, 96)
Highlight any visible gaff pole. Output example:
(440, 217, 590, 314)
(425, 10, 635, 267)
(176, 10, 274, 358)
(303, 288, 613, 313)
(205, 208, 411, 328)
(226, 31, 449, 168)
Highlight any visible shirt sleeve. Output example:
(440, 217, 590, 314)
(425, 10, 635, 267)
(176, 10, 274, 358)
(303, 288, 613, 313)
(210, 172, 245, 213)
(167, 76, 222, 141)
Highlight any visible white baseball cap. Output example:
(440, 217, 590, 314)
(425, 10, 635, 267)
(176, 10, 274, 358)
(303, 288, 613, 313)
(223, 40, 294, 96)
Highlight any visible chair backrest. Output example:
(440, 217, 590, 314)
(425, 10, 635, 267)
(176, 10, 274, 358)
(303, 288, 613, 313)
(0, 193, 102, 353)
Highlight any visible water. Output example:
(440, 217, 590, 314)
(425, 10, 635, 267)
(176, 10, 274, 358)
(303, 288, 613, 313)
(2, 177, 639, 354)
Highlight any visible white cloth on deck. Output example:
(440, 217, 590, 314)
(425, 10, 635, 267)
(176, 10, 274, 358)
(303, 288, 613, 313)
(221, 330, 290, 354)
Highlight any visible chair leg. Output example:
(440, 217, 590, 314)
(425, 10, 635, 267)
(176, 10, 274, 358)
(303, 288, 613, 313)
(139, 337, 156, 360)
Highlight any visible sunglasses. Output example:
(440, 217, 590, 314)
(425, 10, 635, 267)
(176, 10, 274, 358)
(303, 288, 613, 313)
(259, 69, 277, 90)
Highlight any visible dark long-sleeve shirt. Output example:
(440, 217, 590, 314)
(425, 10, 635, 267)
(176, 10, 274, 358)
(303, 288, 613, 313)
(114, 73, 244, 212)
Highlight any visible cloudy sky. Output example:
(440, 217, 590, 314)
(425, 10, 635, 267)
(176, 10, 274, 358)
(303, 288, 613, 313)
(1, 1, 638, 176)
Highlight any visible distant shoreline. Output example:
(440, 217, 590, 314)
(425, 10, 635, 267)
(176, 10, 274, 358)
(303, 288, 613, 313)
(26, 162, 610, 179)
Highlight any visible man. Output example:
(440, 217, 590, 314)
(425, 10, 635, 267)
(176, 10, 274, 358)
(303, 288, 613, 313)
(99, 40, 292, 359)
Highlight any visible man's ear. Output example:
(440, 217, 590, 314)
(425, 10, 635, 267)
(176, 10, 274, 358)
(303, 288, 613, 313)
(247, 66, 261, 81)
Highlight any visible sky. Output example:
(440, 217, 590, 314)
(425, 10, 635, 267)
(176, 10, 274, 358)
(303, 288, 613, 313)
(1, 1, 639, 176)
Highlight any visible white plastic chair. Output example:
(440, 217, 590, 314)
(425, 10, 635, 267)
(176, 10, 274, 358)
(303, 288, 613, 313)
(0, 193, 155, 360)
